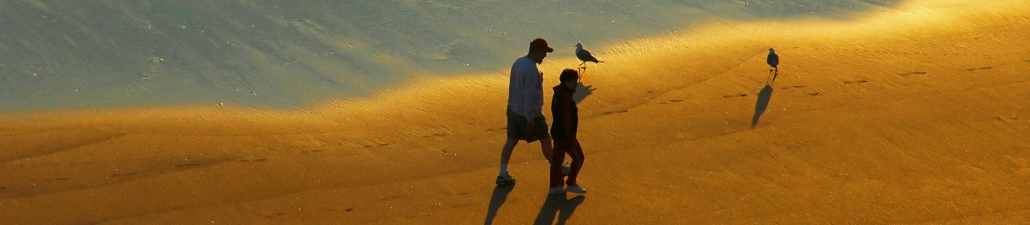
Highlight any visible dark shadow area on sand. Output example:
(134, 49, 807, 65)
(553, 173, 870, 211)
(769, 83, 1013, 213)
(533, 195, 586, 225)
(573, 82, 596, 104)
(483, 184, 516, 225)
(752, 70, 778, 128)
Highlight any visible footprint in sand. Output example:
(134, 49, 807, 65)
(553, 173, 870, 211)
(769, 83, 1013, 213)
(843, 80, 868, 84)
(361, 142, 390, 148)
(603, 110, 629, 115)
(110, 172, 139, 177)
(661, 99, 684, 104)
(47, 177, 71, 182)
(240, 158, 267, 162)
(346, 208, 354, 212)
(979, 66, 993, 70)
(265, 212, 288, 218)
(421, 133, 448, 138)
(898, 71, 927, 76)
(723, 93, 748, 98)
(808, 92, 823, 96)
(302, 149, 324, 153)
(1, 186, 6, 190)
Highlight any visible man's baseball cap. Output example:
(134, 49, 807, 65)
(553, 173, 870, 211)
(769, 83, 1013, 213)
(529, 38, 554, 53)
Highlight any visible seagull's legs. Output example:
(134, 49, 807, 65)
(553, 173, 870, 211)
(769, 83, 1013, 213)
(765, 70, 776, 85)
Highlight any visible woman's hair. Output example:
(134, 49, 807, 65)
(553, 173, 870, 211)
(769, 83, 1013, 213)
(559, 69, 579, 83)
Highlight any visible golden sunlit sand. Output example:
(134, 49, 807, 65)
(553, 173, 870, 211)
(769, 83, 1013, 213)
(3, 0, 1030, 224)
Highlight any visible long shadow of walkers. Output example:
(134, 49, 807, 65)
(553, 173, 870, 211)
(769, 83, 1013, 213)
(573, 82, 596, 104)
(533, 195, 586, 225)
(483, 184, 516, 225)
(751, 70, 777, 128)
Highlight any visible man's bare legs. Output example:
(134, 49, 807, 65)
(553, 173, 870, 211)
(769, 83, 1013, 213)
(500, 138, 519, 170)
(499, 138, 555, 176)
(540, 137, 554, 162)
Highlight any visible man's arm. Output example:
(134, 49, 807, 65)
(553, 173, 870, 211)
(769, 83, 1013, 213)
(522, 71, 544, 123)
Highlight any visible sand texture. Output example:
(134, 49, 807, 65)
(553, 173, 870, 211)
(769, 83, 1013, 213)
(2, 0, 1030, 224)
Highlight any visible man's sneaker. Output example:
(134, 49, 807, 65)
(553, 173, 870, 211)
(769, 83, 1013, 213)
(566, 184, 587, 194)
(496, 174, 516, 186)
(562, 165, 571, 177)
(549, 187, 566, 195)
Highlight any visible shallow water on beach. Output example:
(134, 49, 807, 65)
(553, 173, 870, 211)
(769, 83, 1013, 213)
(0, 0, 898, 112)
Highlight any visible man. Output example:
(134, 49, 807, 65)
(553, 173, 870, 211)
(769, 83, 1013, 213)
(497, 38, 555, 186)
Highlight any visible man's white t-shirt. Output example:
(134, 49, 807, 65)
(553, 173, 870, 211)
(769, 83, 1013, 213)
(508, 56, 544, 122)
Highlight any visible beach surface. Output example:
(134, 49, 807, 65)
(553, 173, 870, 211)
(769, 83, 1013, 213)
(3, 0, 1030, 224)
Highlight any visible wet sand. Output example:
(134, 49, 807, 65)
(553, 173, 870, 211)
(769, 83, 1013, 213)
(3, 0, 1030, 224)
(0, 0, 893, 111)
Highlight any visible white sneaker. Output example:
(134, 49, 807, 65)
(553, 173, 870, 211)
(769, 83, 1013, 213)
(548, 187, 566, 195)
(566, 185, 586, 194)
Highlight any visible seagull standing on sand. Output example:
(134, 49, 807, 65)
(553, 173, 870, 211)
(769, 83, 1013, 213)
(766, 48, 779, 72)
(575, 43, 603, 68)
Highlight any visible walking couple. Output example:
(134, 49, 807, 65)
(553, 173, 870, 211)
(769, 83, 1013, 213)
(498, 38, 587, 195)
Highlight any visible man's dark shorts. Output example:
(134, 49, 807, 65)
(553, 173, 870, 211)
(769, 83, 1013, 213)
(507, 108, 550, 143)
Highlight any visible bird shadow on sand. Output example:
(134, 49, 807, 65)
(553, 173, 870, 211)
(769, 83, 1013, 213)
(483, 184, 516, 225)
(573, 82, 596, 104)
(751, 70, 778, 128)
(533, 194, 586, 225)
